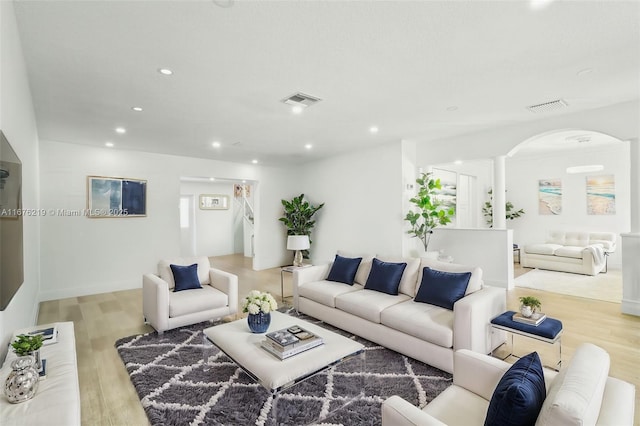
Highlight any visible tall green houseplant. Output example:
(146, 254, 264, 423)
(279, 194, 324, 258)
(482, 189, 525, 227)
(405, 172, 455, 251)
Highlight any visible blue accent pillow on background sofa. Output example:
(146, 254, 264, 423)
(170, 263, 202, 292)
(327, 255, 362, 285)
(414, 267, 471, 310)
(364, 258, 407, 295)
(484, 352, 546, 426)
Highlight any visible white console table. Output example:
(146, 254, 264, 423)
(0, 322, 80, 425)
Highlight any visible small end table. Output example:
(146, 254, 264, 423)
(490, 311, 563, 371)
(280, 265, 311, 302)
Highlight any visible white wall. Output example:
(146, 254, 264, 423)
(506, 143, 630, 266)
(430, 228, 514, 288)
(299, 142, 405, 264)
(180, 181, 235, 257)
(0, 1, 41, 359)
(38, 140, 295, 301)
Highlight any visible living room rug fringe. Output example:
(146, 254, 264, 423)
(115, 313, 451, 426)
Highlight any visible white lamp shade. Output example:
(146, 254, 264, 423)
(287, 235, 310, 250)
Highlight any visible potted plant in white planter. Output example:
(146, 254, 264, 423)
(519, 296, 542, 318)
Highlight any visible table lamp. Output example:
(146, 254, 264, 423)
(287, 235, 310, 267)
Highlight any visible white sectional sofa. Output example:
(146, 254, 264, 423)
(382, 343, 636, 426)
(521, 231, 616, 276)
(293, 255, 506, 374)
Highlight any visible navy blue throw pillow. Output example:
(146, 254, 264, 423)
(326, 255, 362, 285)
(171, 263, 202, 292)
(484, 352, 546, 426)
(364, 258, 407, 295)
(414, 267, 471, 310)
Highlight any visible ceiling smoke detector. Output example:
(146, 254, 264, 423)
(527, 99, 568, 114)
(281, 92, 322, 109)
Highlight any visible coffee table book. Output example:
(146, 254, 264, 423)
(512, 312, 547, 326)
(261, 338, 324, 360)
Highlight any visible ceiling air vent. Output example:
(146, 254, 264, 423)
(281, 92, 322, 108)
(527, 99, 568, 114)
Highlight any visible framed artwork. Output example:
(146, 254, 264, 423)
(87, 176, 147, 218)
(199, 194, 229, 210)
(587, 175, 615, 215)
(538, 179, 562, 215)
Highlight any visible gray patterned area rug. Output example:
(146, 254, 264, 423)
(115, 312, 452, 426)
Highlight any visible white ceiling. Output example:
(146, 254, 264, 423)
(13, 0, 640, 166)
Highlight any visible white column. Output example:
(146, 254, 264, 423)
(622, 138, 640, 316)
(629, 139, 640, 233)
(493, 156, 507, 229)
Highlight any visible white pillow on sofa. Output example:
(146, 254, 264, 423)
(337, 250, 375, 285)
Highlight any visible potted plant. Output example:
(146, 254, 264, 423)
(482, 189, 525, 227)
(11, 334, 44, 369)
(242, 290, 278, 333)
(519, 296, 542, 318)
(404, 172, 455, 252)
(279, 194, 324, 259)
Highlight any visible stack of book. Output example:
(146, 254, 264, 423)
(512, 312, 547, 326)
(28, 326, 58, 345)
(261, 325, 324, 360)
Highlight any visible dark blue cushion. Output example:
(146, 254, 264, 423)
(414, 267, 471, 310)
(171, 263, 202, 292)
(364, 258, 407, 295)
(326, 255, 362, 285)
(491, 311, 563, 340)
(484, 352, 546, 426)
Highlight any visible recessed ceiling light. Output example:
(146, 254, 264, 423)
(209, 177, 215, 181)
(105, 142, 114, 148)
(530, 0, 555, 10)
(252, 159, 258, 164)
(131, 106, 143, 112)
(566, 165, 604, 174)
(446, 106, 458, 111)
(369, 126, 379, 134)
(158, 68, 173, 75)
(305, 144, 313, 150)
(291, 105, 303, 114)
(577, 68, 593, 77)
(242, 180, 246, 183)
(454, 160, 463, 165)
(115, 127, 126, 134)
(212, 141, 221, 148)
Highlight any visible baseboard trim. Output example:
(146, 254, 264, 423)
(621, 299, 640, 317)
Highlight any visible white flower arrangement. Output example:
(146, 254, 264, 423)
(242, 290, 277, 315)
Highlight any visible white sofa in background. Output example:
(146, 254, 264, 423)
(521, 231, 616, 276)
(293, 256, 506, 374)
(143, 256, 238, 334)
(1, 322, 80, 426)
(382, 343, 635, 426)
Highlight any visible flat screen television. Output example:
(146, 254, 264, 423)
(0, 129, 24, 310)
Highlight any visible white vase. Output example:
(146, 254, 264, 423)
(520, 305, 534, 318)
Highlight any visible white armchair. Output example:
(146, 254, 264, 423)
(143, 256, 238, 334)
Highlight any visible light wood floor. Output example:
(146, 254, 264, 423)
(36, 255, 640, 425)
